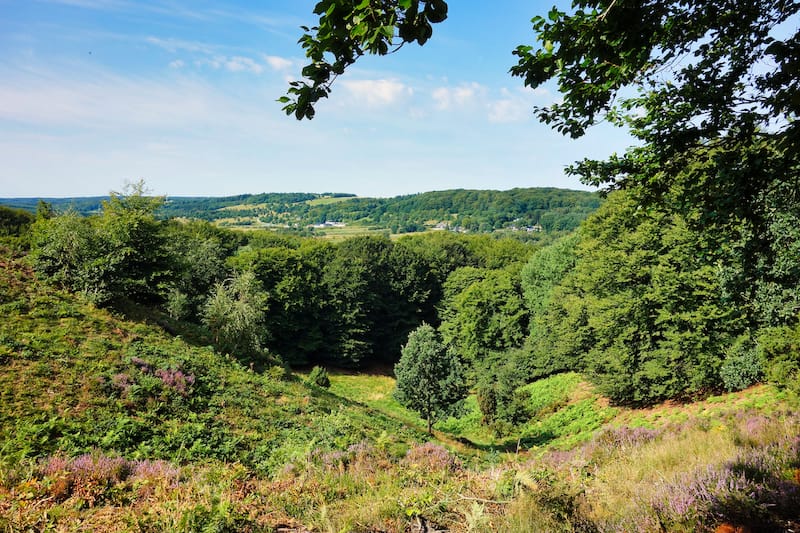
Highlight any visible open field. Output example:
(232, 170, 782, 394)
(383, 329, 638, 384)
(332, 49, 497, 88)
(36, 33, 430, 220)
(305, 196, 359, 206)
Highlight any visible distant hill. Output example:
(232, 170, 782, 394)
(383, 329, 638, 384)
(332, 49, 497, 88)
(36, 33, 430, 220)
(0, 187, 600, 234)
(0, 196, 107, 215)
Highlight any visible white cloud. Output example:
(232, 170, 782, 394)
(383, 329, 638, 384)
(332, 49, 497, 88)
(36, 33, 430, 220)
(431, 82, 485, 110)
(341, 79, 413, 107)
(264, 55, 292, 71)
(0, 67, 238, 130)
(195, 56, 221, 69)
(487, 99, 529, 123)
(194, 55, 264, 74)
(485, 87, 552, 123)
(225, 56, 263, 74)
(529, 86, 551, 98)
(168, 59, 185, 69)
(145, 36, 214, 55)
(428, 82, 538, 122)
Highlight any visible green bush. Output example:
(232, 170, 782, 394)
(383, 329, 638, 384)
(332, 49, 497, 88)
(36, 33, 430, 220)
(758, 323, 800, 393)
(306, 366, 331, 388)
(719, 336, 763, 392)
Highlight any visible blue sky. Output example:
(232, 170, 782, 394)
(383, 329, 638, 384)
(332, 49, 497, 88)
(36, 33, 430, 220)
(0, 0, 634, 198)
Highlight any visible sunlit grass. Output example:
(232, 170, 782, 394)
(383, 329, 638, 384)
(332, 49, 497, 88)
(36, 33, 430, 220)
(305, 196, 358, 206)
(326, 372, 424, 428)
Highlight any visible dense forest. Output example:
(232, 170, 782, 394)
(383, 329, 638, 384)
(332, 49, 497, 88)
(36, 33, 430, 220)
(3, 179, 798, 410)
(0, 187, 600, 234)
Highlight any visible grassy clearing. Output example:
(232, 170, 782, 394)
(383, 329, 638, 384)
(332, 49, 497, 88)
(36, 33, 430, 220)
(305, 196, 359, 206)
(313, 223, 389, 240)
(320, 370, 618, 451)
(326, 372, 420, 425)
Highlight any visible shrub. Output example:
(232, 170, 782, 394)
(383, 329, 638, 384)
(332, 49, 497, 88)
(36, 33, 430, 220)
(650, 441, 800, 531)
(719, 336, 763, 392)
(757, 324, 800, 392)
(306, 365, 331, 388)
(155, 367, 196, 396)
(165, 289, 190, 320)
(36, 453, 177, 506)
(476, 355, 532, 434)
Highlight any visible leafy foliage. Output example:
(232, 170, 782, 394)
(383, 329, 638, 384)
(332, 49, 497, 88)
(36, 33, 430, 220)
(757, 322, 800, 394)
(719, 336, 763, 392)
(305, 366, 331, 388)
(513, 0, 799, 193)
(476, 351, 532, 435)
(0, 205, 34, 250)
(202, 271, 268, 358)
(517, 191, 742, 404)
(281, 0, 448, 119)
(439, 268, 528, 365)
(28, 181, 167, 306)
(282, 1, 800, 406)
(0, 251, 423, 472)
(3, 243, 800, 531)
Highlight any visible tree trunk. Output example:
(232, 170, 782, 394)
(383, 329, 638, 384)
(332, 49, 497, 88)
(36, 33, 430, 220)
(427, 416, 432, 435)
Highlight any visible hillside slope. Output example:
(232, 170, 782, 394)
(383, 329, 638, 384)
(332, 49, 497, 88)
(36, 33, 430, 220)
(0, 251, 427, 465)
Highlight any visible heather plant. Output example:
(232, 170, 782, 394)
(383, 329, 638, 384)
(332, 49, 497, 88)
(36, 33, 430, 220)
(31, 453, 181, 509)
(401, 442, 461, 473)
(155, 367, 196, 396)
(730, 414, 774, 449)
(650, 440, 800, 531)
(587, 425, 662, 462)
(345, 440, 391, 476)
(113, 350, 196, 405)
(111, 372, 134, 395)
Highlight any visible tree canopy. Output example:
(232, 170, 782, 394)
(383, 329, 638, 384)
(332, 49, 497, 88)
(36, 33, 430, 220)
(279, 0, 449, 119)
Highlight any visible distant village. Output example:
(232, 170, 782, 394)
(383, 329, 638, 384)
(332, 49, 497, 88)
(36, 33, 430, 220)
(308, 220, 544, 233)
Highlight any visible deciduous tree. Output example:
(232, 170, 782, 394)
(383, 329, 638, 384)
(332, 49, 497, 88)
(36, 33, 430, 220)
(394, 323, 467, 434)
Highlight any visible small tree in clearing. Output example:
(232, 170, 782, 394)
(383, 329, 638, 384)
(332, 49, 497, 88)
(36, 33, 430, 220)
(394, 323, 467, 435)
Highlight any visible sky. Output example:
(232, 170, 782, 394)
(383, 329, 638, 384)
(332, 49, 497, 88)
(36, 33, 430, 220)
(0, 0, 635, 198)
